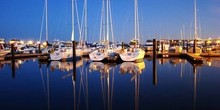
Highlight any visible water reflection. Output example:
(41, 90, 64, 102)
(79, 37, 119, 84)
(120, 62, 145, 78)
(120, 61, 145, 110)
(204, 58, 220, 67)
(89, 62, 117, 110)
(50, 59, 83, 72)
(1, 57, 220, 110)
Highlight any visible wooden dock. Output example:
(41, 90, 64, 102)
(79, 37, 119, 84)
(200, 52, 220, 57)
(0, 53, 48, 61)
(185, 53, 203, 64)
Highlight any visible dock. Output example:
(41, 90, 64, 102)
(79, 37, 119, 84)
(185, 53, 203, 64)
(0, 53, 48, 61)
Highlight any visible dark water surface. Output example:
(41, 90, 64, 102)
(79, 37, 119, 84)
(0, 58, 220, 110)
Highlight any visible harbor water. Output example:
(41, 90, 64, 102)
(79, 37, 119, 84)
(0, 58, 220, 110)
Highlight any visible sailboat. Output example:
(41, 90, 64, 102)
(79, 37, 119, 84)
(89, 0, 116, 62)
(188, 0, 202, 54)
(0, 38, 10, 56)
(119, 0, 145, 62)
(50, 0, 82, 61)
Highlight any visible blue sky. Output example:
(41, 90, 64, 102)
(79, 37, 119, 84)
(0, 0, 220, 43)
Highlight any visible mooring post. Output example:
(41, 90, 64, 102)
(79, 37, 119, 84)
(161, 41, 164, 53)
(11, 44, 15, 78)
(153, 39, 157, 59)
(122, 42, 124, 49)
(72, 41, 76, 61)
(38, 44, 41, 53)
(193, 39, 196, 53)
(153, 39, 157, 85)
(187, 40, 189, 52)
(11, 44, 15, 59)
(72, 41, 76, 81)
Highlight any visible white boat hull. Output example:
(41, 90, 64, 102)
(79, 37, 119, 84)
(119, 48, 145, 62)
(89, 50, 107, 61)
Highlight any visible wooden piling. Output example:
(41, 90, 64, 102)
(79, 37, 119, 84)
(11, 44, 15, 78)
(122, 42, 124, 49)
(73, 41, 76, 81)
(187, 40, 189, 52)
(193, 39, 196, 53)
(153, 39, 157, 85)
(72, 41, 76, 61)
(38, 44, 41, 53)
(153, 39, 157, 59)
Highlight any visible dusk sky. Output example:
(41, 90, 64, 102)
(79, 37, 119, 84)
(0, 0, 220, 43)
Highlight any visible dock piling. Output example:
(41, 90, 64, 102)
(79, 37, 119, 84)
(153, 39, 157, 85)
(193, 39, 196, 53)
(72, 41, 76, 61)
(11, 44, 15, 78)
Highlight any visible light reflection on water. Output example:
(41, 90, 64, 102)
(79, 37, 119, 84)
(0, 58, 220, 110)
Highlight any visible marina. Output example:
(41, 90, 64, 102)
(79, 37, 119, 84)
(1, 0, 220, 109)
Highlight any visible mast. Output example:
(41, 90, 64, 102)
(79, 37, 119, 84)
(45, 0, 48, 44)
(194, 0, 198, 39)
(134, 0, 140, 41)
(99, 0, 105, 42)
(106, 0, 109, 48)
(134, 0, 137, 40)
(84, 0, 87, 41)
(71, 0, 75, 41)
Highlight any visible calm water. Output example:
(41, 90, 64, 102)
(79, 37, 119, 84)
(0, 57, 220, 110)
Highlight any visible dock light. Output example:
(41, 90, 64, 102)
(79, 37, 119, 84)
(9, 40, 14, 44)
(27, 40, 34, 45)
(43, 42, 47, 46)
(36, 41, 41, 44)
(0, 41, 4, 44)
(216, 40, 220, 44)
(20, 40, 24, 44)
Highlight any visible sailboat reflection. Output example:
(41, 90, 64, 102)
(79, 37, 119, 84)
(120, 61, 145, 77)
(89, 62, 117, 110)
(50, 59, 83, 72)
(120, 61, 145, 110)
(204, 58, 220, 67)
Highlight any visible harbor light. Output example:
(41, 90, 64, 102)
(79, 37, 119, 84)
(27, 40, 34, 45)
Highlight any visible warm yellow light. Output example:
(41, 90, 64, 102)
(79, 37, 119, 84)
(0, 41, 4, 44)
(20, 41, 24, 44)
(43, 42, 47, 46)
(27, 40, 34, 45)
(9, 41, 14, 44)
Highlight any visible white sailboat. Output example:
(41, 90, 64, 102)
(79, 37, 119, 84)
(50, 0, 82, 61)
(89, 0, 116, 61)
(0, 38, 10, 56)
(119, 0, 145, 62)
(188, 0, 202, 53)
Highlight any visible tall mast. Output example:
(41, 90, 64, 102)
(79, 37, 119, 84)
(134, 0, 137, 40)
(194, 0, 198, 39)
(45, 0, 48, 43)
(71, 0, 75, 41)
(106, 0, 109, 45)
(84, 0, 87, 41)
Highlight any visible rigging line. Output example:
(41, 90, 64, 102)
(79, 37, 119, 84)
(99, 0, 105, 42)
(75, 0, 82, 42)
(45, 0, 48, 41)
(109, 0, 114, 43)
(39, 5, 45, 42)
